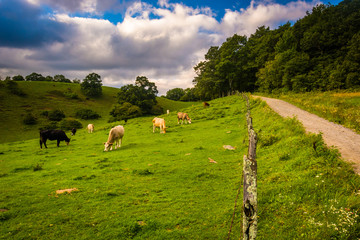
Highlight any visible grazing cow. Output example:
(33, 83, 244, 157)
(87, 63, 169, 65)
(203, 102, 210, 108)
(104, 125, 124, 151)
(177, 112, 191, 124)
(152, 117, 166, 133)
(87, 124, 94, 133)
(40, 130, 70, 148)
(71, 128, 76, 136)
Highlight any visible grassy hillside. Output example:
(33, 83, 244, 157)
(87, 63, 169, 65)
(0, 82, 193, 144)
(1, 95, 359, 239)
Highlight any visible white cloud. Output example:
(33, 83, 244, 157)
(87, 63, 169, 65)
(221, 0, 317, 36)
(0, 0, 319, 95)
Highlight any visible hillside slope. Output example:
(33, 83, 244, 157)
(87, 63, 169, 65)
(0, 82, 197, 143)
(1, 95, 359, 239)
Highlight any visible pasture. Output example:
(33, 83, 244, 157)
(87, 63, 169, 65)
(1, 95, 360, 239)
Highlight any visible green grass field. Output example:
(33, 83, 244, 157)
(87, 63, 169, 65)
(1, 94, 359, 239)
(0, 82, 194, 144)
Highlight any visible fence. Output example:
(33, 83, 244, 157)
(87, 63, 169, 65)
(243, 94, 258, 240)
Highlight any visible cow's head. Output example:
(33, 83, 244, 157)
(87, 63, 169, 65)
(188, 119, 192, 124)
(104, 142, 113, 151)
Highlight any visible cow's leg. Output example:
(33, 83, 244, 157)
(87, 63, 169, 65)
(40, 139, 42, 149)
(153, 125, 156, 133)
(115, 139, 119, 149)
(119, 138, 122, 148)
(57, 140, 60, 147)
(177, 118, 180, 124)
(43, 140, 48, 148)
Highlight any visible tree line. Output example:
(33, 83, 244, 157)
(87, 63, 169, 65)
(0, 72, 79, 83)
(169, 0, 360, 100)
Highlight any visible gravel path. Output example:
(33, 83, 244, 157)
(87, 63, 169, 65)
(254, 96, 360, 175)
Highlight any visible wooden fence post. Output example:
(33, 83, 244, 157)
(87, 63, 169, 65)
(243, 94, 258, 240)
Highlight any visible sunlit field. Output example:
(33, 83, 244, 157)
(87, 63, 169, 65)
(1, 95, 359, 239)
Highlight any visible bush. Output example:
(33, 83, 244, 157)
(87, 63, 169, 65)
(59, 119, 83, 130)
(48, 109, 65, 121)
(75, 108, 101, 120)
(23, 113, 37, 125)
(64, 91, 79, 99)
(109, 102, 142, 122)
(151, 104, 164, 115)
(39, 122, 58, 130)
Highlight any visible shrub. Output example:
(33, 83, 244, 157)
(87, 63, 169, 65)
(23, 113, 37, 125)
(151, 104, 164, 115)
(59, 119, 83, 130)
(109, 102, 142, 122)
(48, 109, 65, 121)
(75, 108, 101, 120)
(39, 122, 58, 130)
(64, 91, 79, 99)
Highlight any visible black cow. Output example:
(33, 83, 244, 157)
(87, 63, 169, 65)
(71, 128, 77, 136)
(40, 130, 70, 149)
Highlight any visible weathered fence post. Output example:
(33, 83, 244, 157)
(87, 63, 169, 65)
(243, 94, 258, 240)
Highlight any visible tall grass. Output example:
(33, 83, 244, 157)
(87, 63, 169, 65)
(267, 91, 360, 133)
(1, 95, 359, 239)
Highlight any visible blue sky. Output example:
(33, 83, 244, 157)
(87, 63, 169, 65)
(0, 0, 343, 94)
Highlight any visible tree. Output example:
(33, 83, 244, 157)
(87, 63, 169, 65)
(25, 72, 45, 81)
(12, 75, 24, 81)
(166, 88, 185, 101)
(109, 102, 142, 122)
(54, 74, 71, 83)
(117, 76, 158, 114)
(110, 76, 158, 121)
(81, 73, 102, 97)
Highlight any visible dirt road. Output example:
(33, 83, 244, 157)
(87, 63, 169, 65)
(253, 96, 360, 175)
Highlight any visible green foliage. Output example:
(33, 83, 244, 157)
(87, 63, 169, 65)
(53, 74, 71, 83)
(80, 73, 103, 97)
(25, 72, 45, 81)
(48, 109, 65, 121)
(194, 1, 360, 96)
(12, 75, 24, 81)
(22, 113, 37, 125)
(75, 108, 101, 120)
(4, 80, 26, 97)
(112, 76, 158, 120)
(109, 102, 142, 122)
(166, 88, 185, 101)
(59, 119, 83, 130)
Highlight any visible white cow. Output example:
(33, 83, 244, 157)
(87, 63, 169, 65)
(87, 124, 94, 133)
(152, 117, 166, 134)
(104, 125, 125, 151)
(177, 112, 191, 124)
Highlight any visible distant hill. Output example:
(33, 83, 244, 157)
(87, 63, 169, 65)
(0, 81, 196, 143)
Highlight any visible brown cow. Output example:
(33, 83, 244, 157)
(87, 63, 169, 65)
(87, 124, 94, 133)
(177, 112, 191, 124)
(152, 117, 166, 133)
(203, 102, 210, 107)
(104, 125, 124, 151)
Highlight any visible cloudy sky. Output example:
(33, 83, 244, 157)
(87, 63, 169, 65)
(0, 0, 342, 95)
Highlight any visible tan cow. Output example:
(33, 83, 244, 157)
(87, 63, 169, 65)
(87, 124, 94, 133)
(104, 125, 124, 151)
(152, 117, 166, 133)
(177, 112, 191, 124)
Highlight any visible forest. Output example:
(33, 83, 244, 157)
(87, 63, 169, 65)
(191, 0, 360, 100)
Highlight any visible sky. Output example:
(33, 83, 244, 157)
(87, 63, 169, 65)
(0, 0, 343, 95)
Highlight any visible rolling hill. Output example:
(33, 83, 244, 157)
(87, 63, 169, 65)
(0, 81, 194, 143)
